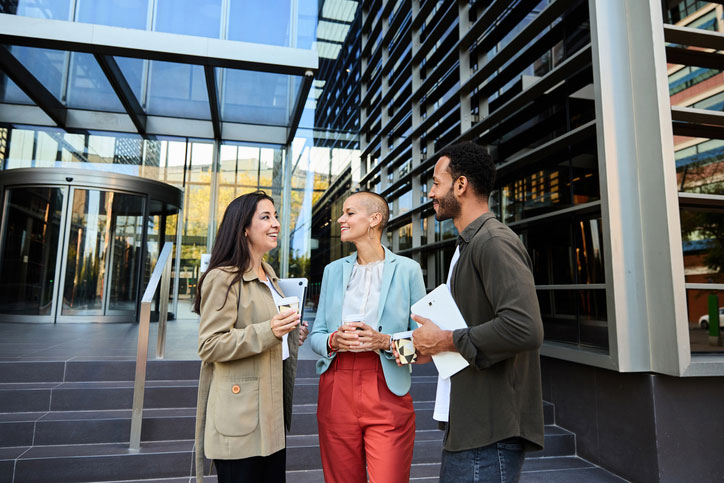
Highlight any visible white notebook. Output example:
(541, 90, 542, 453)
(411, 284, 470, 379)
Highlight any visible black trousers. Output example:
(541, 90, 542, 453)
(214, 448, 286, 483)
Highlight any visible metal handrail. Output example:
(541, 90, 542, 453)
(130, 242, 174, 451)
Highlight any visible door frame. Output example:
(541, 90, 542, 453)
(0, 168, 183, 324)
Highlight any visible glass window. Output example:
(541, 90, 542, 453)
(154, 0, 221, 38)
(399, 223, 412, 250)
(501, 166, 573, 224)
(537, 289, 608, 350)
(680, 207, 724, 285)
(76, 0, 148, 29)
(2, 0, 72, 19)
(435, 218, 457, 241)
(66, 53, 125, 112)
(115, 57, 145, 103)
(221, 70, 300, 126)
(9, 46, 66, 101)
(675, 137, 724, 195)
(521, 215, 605, 286)
(0, 187, 64, 315)
(686, 288, 724, 354)
(228, 0, 291, 46)
(146, 61, 210, 119)
(0, 73, 34, 104)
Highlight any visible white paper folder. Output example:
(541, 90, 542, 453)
(411, 284, 470, 379)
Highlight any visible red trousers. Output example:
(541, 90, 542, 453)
(317, 352, 416, 483)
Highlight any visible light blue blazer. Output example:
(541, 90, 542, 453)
(310, 246, 427, 396)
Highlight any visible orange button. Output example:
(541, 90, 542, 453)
(231, 385, 240, 394)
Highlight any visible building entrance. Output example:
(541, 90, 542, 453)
(0, 169, 182, 323)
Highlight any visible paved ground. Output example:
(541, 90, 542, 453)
(0, 308, 320, 362)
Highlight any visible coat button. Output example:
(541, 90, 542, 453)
(231, 385, 240, 394)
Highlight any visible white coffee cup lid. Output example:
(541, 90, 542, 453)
(341, 313, 365, 322)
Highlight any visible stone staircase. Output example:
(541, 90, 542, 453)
(0, 359, 586, 482)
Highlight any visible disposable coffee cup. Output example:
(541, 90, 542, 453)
(341, 313, 365, 324)
(340, 313, 366, 352)
(392, 330, 417, 364)
(277, 296, 300, 315)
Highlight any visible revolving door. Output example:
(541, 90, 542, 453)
(0, 169, 182, 323)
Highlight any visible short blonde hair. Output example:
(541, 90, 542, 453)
(350, 191, 389, 230)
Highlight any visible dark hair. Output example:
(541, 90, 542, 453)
(437, 142, 495, 198)
(192, 191, 274, 314)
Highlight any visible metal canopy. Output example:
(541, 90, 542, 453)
(0, 13, 318, 144)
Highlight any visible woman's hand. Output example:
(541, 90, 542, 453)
(271, 309, 300, 339)
(344, 322, 390, 351)
(330, 323, 361, 351)
(298, 321, 309, 346)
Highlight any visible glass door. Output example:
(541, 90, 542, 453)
(0, 186, 66, 321)
(58, 188, 145, 321)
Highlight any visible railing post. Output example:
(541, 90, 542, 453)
(130, 301, 151, 451)
(156, 250, 172, 359)
(130, 242, 174, 450)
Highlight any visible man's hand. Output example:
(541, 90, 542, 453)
(392, 342, 433, 366)
(411, 315, 456, 355)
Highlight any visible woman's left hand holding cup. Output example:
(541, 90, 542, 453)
(346, 322, 390, 351)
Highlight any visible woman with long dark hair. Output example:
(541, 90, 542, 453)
(193, 191, 307, 483)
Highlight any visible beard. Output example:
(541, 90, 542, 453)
(434, 187, 460, 221)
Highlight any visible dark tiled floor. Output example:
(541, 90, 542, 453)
(0, 310, 320, 362)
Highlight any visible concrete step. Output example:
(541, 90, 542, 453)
(0, 358, 434, 384)
(1, 399, 554, 447)
(0, 425, 577, 482)
(0, 374, 440, 412)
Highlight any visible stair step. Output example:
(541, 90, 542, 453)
(0, 425, 577, 482)
(7, 441, 195, 483)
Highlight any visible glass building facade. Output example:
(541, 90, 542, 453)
(309, 0, 724, 376)
(0, 0, 361, 321)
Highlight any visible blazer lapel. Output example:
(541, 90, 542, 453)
(376, 247, 398, 324)
(334, 253, 356, 324)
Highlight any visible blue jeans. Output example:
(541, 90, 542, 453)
(440, 437, 526, 483)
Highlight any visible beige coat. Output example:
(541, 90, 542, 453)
(194, 263, 298, 481)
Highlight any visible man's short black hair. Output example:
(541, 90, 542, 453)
(437, 142, 495, 198)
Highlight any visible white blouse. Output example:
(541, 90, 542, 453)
(341, 259, 385, 331)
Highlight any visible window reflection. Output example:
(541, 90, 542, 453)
(676, 137, 724, 195)
(686, 288, 724, 353)
(146, 62, 210, 120)
(0, 0, 72, 19)
(67, 53, 125, 112)
(228, 0, 291, 47)
(522, 215, 605, 286)
(398, 223, 412, 251)
(154, 0, 221, 38)
(537, 289, 608, 350)
(75, 0, 148, 29)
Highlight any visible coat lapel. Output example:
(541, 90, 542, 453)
(376, 247, 397, 324)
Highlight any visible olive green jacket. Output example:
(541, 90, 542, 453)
(194, 263, 298, 481)
(447, 212, 544, 452)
